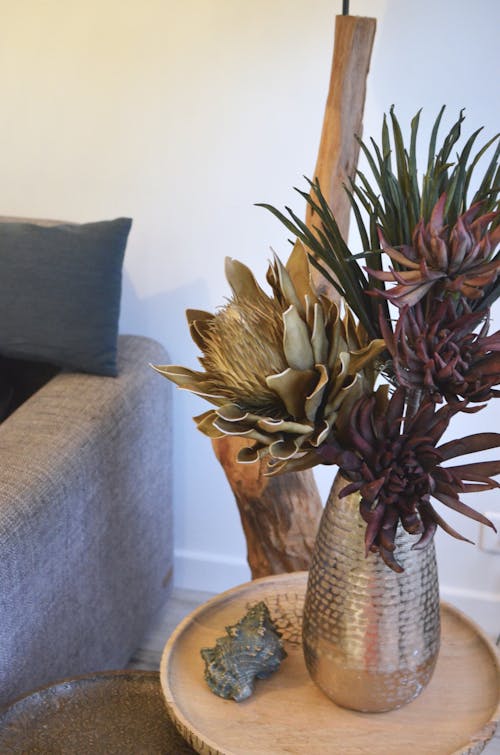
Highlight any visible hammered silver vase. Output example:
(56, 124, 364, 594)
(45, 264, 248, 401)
(302, 472, 441, 713)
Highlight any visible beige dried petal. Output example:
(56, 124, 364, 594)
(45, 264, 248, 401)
(224, 257, 267, 302)
(194, 410, 225, 438)
(326, 351, 351, 402)
(256, 417, 313, 435)
(152, 366, 228, 404)
(326, 370, 364, 417)
(186, 310, 215, 350)
(310, 417, 332, 447)
(311, 303, 328, 364)
(152, 363, 195, 384)
(269, 437, 304, 460)
(266, 367, 317, 417)
(304, 363, 328, 422)
(285, 240, 316, 307)
(216, 404, 249, 421)
(266, 449, 319, 476)
(283, 305, 315, 370)
(237, 445, 268, 464)
(213, 417, 272, 445)
(271, 251, 305, 315)
(348, 339, 386, 374)
(186, 309, 214, 325)
(155, 252, 384, 475)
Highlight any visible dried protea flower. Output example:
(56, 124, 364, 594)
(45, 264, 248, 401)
(379, 300, 500, 403)
(263, 110, 500, 334)
(153, 244, 385, 473)
(368, 195, 500, 307)
(325, 386, 500, 572)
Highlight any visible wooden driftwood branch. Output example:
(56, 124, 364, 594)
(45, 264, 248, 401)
(308, 15, 377, 296)
(212, 14, 376, 579)
(212, 437, 321, 578)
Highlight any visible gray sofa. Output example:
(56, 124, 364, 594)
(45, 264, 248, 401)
(0, 334, 173, 707)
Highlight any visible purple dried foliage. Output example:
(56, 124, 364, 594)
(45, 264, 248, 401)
(367, 195, 500, 308)
(324, 387, 500, 572)
(379, 299, 500, 404)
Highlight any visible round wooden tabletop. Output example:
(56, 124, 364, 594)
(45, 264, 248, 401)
(160, 571, 500, 755)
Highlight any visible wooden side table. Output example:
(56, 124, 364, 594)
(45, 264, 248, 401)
(161, 572, 500, 755)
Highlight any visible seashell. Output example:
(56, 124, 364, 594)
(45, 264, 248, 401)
(200, 601, 287, 702)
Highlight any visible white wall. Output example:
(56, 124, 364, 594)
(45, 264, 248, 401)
(0, 1, 498, 633)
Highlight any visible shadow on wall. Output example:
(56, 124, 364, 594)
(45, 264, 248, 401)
(117, 270, 245, 553)
(119, 270, 211, 365)
(118, 267, 213, 508)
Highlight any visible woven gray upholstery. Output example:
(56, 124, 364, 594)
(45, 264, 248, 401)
(0, 335, 173, 707)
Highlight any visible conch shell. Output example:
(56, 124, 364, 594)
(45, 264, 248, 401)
(200, 601, 287, 701)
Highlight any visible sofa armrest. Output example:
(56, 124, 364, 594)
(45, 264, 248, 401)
(0, 335, 173, 706)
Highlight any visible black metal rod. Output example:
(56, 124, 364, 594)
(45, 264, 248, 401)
(343, 0, 350, 14)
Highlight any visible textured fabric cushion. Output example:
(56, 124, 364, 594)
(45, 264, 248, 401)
(0, 335, 173, 707)
(0, 218, 132, 376)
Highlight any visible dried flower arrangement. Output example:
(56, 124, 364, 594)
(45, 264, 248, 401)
(155, 108, 500, 572)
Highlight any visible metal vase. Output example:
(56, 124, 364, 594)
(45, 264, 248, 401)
(302, 471, 441, 713)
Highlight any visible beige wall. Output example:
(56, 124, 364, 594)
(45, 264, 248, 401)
(1, 0, 498, 630)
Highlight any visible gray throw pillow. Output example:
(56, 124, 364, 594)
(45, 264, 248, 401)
(0, 217, 132, 376)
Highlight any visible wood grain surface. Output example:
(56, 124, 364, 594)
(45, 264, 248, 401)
(160, 572, 500, 755)
(306, 15, 376, 297)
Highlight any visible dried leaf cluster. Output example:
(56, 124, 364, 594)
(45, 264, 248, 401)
(155, 109, 500, 570)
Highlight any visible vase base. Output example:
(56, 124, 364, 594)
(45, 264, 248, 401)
(303, 637, 439, 713)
